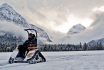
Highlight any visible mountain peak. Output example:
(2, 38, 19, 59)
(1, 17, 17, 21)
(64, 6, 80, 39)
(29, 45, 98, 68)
(0, 3, 30, 27)
(1, 3, 12, 8)
(0, 3, 51, 44)
(67, 24, 86, 36)
(72, 24, 86, 29)
(2, 3, 9, 6)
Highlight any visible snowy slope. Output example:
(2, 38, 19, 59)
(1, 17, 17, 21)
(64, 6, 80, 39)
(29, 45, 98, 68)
(67, 24, 86, 36)
(0, 3, 29, 28)
(0, 51, 104, 70)
(88, 38, 104, 46)
(30, 24, 51, 44)
(58, 24, 86, 44)
(0, 3, 51, 44)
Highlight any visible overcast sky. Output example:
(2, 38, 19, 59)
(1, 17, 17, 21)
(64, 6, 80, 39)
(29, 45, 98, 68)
(0, 0, 104, 41)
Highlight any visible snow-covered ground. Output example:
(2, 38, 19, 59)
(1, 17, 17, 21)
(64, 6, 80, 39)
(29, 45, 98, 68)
(0, 51, 104, 70)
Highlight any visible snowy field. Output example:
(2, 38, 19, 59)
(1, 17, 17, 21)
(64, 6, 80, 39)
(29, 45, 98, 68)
(0, 51, 104, 70)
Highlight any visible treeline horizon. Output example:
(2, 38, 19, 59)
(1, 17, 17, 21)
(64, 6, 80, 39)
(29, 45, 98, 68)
(0, 33, 103, 52)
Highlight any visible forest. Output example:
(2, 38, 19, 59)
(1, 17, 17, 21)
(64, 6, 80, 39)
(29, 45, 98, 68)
(0, 34, 103, 52)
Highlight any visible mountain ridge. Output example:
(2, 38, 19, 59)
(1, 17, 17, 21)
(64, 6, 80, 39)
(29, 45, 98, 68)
(0, 3, 51, 45)
(67, 24, 86, 36)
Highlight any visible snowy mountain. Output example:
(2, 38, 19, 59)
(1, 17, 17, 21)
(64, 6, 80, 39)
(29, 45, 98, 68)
(0, 3, 51, 45)
(30, 24, 51, 43)
(0, 3, 29, 27)
(86, 38, 104, 50)
(57, 24, 86, 44)
(67, 24, 86, 37)
(88, 38, 104, 46)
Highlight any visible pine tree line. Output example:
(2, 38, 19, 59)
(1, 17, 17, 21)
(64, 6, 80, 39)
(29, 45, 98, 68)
(0, 33, 103, 52)
(0, 33, 23, 52)
(38, 42, 103, 51)
(87, 42, 103, 50)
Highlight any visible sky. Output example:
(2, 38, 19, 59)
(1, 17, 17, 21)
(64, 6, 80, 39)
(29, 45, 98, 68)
(0, 0, 104, 41)
(59, 6, 104, 44)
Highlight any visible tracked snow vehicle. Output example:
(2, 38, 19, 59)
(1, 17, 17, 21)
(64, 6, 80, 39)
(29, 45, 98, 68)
(8, 29, 46, 64)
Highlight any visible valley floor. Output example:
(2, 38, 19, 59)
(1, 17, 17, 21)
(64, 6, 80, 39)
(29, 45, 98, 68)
(0, 51, 104, 70)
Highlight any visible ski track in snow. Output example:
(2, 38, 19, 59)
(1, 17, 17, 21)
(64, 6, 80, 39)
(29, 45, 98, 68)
(0, 51, 104, 70)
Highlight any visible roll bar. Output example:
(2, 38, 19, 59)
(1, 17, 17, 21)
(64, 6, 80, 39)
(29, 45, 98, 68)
(24, 29, 37, 38)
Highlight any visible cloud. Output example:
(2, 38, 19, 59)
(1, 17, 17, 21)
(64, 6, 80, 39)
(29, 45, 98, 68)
(61, 6, 104, 44)
(0, 0, 104, 41)
(0, 21, 28, 40)
(0, 0, 98, 27)
(92, 6, 104, 12)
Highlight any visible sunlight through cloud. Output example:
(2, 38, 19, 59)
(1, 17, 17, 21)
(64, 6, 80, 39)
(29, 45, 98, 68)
(50, 15, 93, 33)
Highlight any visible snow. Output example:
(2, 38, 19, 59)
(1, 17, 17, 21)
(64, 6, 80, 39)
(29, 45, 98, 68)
(0, 3, 51, 44)
(88, 38, 104, 46)
(67, 24, 86, 36)
(0, 51, 104, 70)
(58, 24, 86, 44)
(0, 3, 29, 28)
